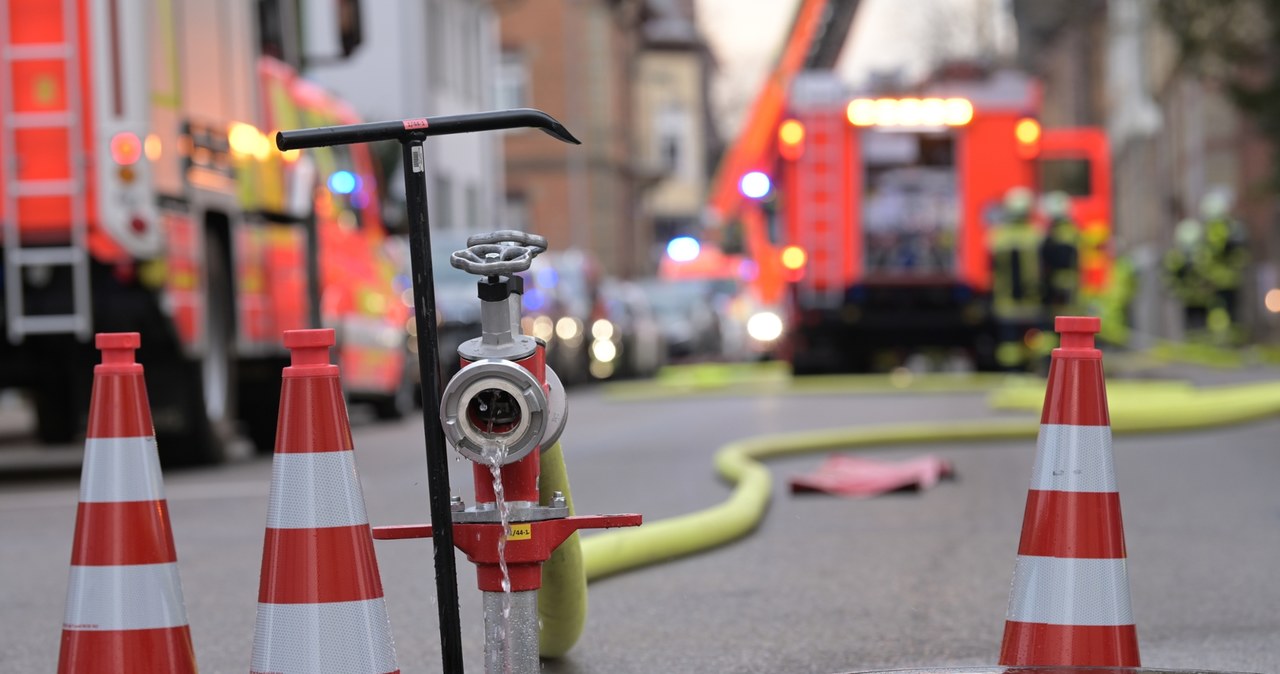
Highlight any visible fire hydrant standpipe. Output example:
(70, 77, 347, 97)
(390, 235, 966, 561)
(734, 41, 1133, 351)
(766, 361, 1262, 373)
(276, 109, 581, 674)
(374, 232, 640, 674)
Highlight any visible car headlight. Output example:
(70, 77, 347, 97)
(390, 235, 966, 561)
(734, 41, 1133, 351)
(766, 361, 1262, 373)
(591, 318, 614, 341)
(591, 338, 617, 363)
(555, 317, 581, 341)
(531, 315, 555, 341)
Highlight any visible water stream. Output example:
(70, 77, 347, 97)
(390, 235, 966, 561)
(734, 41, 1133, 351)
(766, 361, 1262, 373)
(482, 442, 513, 672)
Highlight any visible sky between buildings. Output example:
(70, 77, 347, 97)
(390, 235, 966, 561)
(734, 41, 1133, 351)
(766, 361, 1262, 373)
(695, 0, 1017, 136)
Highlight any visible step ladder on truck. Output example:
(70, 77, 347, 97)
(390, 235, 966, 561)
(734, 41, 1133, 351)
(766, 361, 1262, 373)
(0, 0, 412, 464)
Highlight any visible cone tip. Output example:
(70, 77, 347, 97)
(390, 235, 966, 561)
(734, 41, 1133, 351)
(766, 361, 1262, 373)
(1055, 316, 1101, 335)
(283, 329, 336, 373)
(96, 332, 141, 352)
(1055, 316, 1101, 352)
(283, 329, 335, 349)
(95, 333, 141, 369)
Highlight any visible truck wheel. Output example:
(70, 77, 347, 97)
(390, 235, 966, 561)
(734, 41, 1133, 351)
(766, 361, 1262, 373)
(151, 236, 238, 466)
(31, 339, 91, 445)
(33, 374, 75, 444)
(238, 357, 285, 454)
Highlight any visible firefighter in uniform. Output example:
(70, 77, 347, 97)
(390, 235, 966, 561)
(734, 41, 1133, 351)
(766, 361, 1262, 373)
(1163, 218, 1214, 333)
(988, 187, 1045, 370)
(1199, 190, 1249, 340)
(1163, 191, 1249, 342)
(1038, 190, 1080, 317)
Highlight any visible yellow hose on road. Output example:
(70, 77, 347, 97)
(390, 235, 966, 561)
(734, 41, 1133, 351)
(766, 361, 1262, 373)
(541, 377, 1280, 656)
(581, 380, 1280, 584)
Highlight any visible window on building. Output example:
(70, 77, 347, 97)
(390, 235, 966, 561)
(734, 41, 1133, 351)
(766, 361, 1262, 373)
(656, 103, 688, 177)
(504, 193, 529, 231)
(434, 175, 452, 229)
(496, 50, 529, 110)
(257, 0, 299, 65)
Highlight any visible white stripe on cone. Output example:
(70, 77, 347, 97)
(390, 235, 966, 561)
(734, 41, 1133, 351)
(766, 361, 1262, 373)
(80, 437, 165, 503)
(63, 563, 190, 630)
(267, 451, 371, 529)
(1006, 555, 1134, 626)
(251, 599, 398, 674)
(1030, 425, 1117, 493)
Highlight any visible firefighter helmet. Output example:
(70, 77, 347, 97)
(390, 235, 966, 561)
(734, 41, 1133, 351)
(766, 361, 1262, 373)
(1041, 190, 1071, 220)
(1004, 187, 1034, 221)
(1200, 187, 1233, 221)
(1174, 218, 1203, 251)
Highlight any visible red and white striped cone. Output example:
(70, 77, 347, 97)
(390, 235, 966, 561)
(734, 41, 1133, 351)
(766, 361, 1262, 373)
(251, 329, 399, 674)
(999, 316, 1140, 667)
(57, 333, 198, 674)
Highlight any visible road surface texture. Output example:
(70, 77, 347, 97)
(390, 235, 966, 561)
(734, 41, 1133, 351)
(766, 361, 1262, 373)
(2, 377, 1277, 673)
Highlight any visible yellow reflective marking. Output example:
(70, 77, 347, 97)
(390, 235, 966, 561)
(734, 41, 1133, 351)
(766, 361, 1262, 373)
(34, 75, 57, 106)
(151, 0, 181, 109)
(507, 523, 532, 541)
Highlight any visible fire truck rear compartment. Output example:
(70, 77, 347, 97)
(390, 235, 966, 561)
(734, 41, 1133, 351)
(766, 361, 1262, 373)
(789, 281, 989, 372)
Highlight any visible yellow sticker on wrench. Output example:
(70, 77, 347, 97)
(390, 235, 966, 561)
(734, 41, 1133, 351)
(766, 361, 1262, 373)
(507, 523, 532, 541)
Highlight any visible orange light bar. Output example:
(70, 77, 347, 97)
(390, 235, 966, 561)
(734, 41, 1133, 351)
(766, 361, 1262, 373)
(848, 97, 974, 128)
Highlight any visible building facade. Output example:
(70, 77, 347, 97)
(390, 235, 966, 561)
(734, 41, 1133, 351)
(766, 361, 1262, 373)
(635, 0, 719, 259)
(303, 0, 502, 235)
(497, 0, 652, 277)
(1012, 0, 1279, 340)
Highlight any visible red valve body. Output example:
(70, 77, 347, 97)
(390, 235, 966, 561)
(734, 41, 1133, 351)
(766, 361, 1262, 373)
(374, 341, 641, 591)
(464, 343, 546, 506)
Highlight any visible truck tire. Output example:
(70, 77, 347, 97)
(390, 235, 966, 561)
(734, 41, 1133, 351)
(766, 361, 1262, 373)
(238, 357, 285, 454)
(150, 235, 238, 466)
(33, 373, 75, 444)
(31, 336, 92, 445)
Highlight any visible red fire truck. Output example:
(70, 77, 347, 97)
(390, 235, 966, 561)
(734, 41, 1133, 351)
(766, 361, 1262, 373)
(764, 70, 1111, 372)
(0, 0, 412, 463)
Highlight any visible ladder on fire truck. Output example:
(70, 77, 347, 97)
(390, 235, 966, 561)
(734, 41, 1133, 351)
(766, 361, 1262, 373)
(704, 0, 861, 304)
(1, 0, 93, 343)
(707, 0, 860, 223)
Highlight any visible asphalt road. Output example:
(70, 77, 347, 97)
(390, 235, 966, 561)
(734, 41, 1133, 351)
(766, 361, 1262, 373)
(1, 381, 1277, 673)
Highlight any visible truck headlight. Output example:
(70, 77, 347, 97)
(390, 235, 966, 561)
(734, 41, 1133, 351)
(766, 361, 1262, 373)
(746, 311, 784, 343)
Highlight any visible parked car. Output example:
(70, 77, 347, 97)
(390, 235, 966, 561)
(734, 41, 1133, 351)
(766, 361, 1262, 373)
(521, 250, 604, 385)
(592, 279, 667, 379)
(380, 233, 482, 408)
(641, 279, 725, 362)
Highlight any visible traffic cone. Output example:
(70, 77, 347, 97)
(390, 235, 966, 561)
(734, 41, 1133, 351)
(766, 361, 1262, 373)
(251, 329, 399, 674)
(999, 316, 1139, 667)
(57, 333, 198, 673)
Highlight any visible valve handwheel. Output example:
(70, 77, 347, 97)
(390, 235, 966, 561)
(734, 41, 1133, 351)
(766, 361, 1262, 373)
(450, 230, 548, 276)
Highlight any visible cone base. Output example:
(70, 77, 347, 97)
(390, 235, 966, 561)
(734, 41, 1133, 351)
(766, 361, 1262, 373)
(999, 620, 1139, 667)
(58, 626, 197, 674)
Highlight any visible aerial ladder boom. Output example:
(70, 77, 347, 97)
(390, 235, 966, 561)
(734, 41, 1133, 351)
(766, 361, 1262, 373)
(705, 0, 861, 303)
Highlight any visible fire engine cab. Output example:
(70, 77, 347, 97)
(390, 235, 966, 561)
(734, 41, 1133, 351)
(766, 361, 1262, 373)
(767, 70, 1111, 372)
(0, 0, 411, 463)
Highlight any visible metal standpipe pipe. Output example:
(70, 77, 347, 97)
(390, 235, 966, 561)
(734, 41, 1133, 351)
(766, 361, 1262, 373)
(484, 591, 540, 673)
